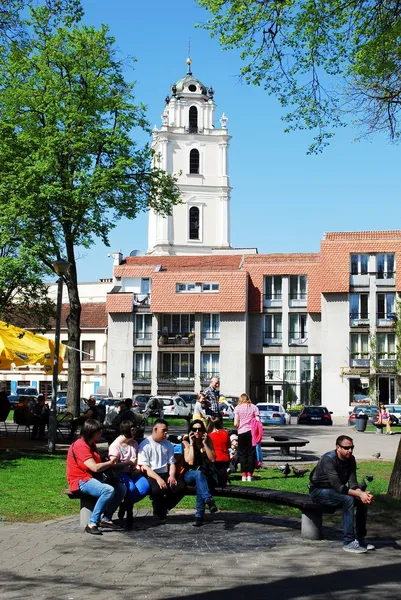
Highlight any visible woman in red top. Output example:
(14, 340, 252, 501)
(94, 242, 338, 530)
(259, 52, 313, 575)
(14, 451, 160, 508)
(66, 419, 126, 535)
(207, 417, 230, 485)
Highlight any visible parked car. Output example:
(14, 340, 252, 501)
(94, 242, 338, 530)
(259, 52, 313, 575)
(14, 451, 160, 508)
(7, 394, 19, 408)
(159, 396, 191, 417)
(132, 394, 151, 413)
(88, 393, 112, 404)
(348, 406, 379, 426)
(256, 403, 290, 425)
(16, 386, 38, 398)
(298, 406, 333, 425)
(174, 392, 197, 411)
(385, 404, 401, 425)
(56, 396, 89, 414)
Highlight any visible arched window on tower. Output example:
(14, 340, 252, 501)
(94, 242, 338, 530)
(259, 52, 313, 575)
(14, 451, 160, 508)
(189, 106, 198, 133)
(189, 206, 200, 240)
(189, 149, 200, 174)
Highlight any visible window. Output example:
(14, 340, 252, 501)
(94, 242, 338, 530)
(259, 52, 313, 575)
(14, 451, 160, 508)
(284, 356, 296, 382)
(267, 356, 281, 380)
(202, 314, 220, 341)
(141, 278, 150, 294)
(351, 254, 368, 275)
(189, 149, 200, 174)
(264, 276, 282, 300)
(161, 353, 194, 377)
(350, 293, 369, 319)
(350, 333, 369, 359)
(134, 352, 151, 378)
(289, 275, 307, 300)
(264, 314, 282, 342)
(134, 314, 152, 342)
(82, 340, 95, 361)
(300, 356, 311, 382)
(189, 106, 198, 132)
(162, 314, 195, 334)
(377, 293, 395, 319)
(189, 206, 200, 240)
(377, 254, 395, 279)
(176, 282, 219, 293)
(201, 353, 220, 377)
(289, 314, 307, 341)
(377, 333, 396, 359)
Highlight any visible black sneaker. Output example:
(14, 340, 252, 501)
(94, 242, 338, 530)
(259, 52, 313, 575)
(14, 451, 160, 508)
(192, 517, 204, 527)
(85, 525, 103, 536)
(207, 499, 218, 514)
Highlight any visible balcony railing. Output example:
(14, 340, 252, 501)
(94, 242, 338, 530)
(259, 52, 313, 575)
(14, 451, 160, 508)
(350, 354, 370, 368)
(377, 355, 397, 369)
(288, 331, 308, 346)
(157, 371, 195, 384)
(263, 293, 282, 308)
(133, 332, 152, 346)
(200, 371, 220, 383)
(377, 312, 396, 327)
(350, 273, 369, 286)
(289, 292, 307, 307)
(133, 371, 152, 383)
(133, 293, 150, 308)
(350, 312, 370, 327)
(201, 331, 220, 345)
(158, 332, 195, 346)
(376, 271, 395, 286)
(263, 332, 282, 346)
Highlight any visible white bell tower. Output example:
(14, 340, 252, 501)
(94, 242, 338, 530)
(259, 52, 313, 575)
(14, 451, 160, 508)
(147, 58, 232, 255)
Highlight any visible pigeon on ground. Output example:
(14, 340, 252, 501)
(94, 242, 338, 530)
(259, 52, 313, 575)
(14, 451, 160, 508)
(372, 452, 381, 459)
(292, 467, 310, 478)
(360, 478, 367, 491)
(366, 475, 374, 482)
(275, 463, 291, 477)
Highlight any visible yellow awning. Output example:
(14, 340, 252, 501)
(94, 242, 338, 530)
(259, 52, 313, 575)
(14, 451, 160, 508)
(0, 321, 65, 374)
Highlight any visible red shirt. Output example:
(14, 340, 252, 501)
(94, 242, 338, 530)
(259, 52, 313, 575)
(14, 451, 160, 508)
(209, 429, 230, 462)
(66, 438, 101, 492)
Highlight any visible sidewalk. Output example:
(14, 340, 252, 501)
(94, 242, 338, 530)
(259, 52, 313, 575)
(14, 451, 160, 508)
(0, 509, 400, 600)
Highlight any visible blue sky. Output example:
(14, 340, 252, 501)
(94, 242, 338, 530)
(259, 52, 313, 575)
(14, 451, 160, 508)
(75, 0, 400, 281)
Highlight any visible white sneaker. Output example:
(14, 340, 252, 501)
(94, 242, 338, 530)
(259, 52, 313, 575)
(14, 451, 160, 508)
(342, 540, 368, 554)
(241, 475, 247, 482)
(247, 475, 254, 482)
(359, 538, 375, 551)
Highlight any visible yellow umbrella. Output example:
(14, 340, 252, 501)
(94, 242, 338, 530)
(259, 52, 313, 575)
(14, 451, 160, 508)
(0, 321, 65, 374)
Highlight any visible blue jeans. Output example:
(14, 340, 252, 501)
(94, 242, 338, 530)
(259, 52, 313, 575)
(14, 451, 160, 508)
(79, 477, 126, 526)
(310, 488, 367, 544)
(119, 472, 150, 508)
(184, 469, 212, 518)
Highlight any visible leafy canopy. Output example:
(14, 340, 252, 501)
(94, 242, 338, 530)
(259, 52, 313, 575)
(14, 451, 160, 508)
(197, 0, 401, 152)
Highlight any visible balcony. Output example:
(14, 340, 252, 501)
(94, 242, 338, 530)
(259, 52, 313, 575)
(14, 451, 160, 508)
(350, 354, 370, 368)
(288, 292, 307, 308)
(133, 332, 152, 346)
(377, 356, 397, 370)
(376, 272, 395, 286)
(133, 293, 150, 310)
(200, 371, 220, 385)
(350, 273, 369, 286)
(350, 312, 370, 327)
(157, 371, 195, 390)
(377, 312, 397, 327)
(158, 332, 195, 347)
(263, 332, 282, 346)
(201, 331, 220, 346)
(132, 371, 151, 384)
(263, 293, 282, 308)
(288, 331, 308, 346)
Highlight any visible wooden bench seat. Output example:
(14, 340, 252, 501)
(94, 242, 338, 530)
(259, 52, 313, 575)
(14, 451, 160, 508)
(62, 484, 334, 539)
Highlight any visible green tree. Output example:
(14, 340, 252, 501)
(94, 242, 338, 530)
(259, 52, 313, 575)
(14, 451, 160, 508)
(309, 367, 321, 406)
(0, 4, 180, 415)
(197, 0, 401, 152)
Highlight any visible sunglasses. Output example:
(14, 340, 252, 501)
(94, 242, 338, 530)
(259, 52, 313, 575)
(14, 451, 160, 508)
(192, 428, 203, 433)
(339, 444, 354, 451)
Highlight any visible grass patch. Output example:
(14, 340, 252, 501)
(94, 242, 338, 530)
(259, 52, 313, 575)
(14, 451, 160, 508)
(1, 451, 399, 530)
(365, 425, 401, 433)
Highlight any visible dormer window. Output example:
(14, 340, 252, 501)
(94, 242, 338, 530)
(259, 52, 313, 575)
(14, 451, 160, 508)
(189, 106, 198, 133)
(188, 84, 197, 92)
(189, 206, 200, 240)
(189, 149, 200, 174)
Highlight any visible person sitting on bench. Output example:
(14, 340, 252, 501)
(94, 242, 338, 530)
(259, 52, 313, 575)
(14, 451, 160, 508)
(69, 398, 98, 441)
(309, 435, 374, 554)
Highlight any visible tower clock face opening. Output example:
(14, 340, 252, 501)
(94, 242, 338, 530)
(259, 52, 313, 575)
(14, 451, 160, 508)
(188, 84, 197, 92)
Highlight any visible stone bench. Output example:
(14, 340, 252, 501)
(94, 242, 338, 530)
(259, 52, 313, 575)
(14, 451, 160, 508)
(62, 484, 334, 540)
(260, 436, 310, 457)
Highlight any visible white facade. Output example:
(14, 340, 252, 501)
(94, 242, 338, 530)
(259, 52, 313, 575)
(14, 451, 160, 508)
(147, 61, 232, 255)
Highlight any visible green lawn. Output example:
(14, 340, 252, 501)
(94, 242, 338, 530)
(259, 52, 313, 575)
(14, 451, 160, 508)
(1, 450, 399, 525)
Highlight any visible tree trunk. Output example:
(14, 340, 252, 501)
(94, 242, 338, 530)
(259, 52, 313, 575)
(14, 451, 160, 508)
(388, 438, 401, 498)
(64, 241, 81, 418)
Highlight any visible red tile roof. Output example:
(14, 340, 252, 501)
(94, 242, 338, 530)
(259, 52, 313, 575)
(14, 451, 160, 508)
(106, 293, 133, 313)
(59, 303, 108, 329)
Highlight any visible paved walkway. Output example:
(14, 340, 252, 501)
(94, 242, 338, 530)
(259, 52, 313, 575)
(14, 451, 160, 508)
(0, 510, 400, 600)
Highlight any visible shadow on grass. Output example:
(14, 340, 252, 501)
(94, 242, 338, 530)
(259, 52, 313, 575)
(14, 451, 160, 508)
(0, 450, 64, 469)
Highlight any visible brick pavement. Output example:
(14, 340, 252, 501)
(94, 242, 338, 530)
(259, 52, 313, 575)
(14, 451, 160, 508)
(0, 510, 400, 600)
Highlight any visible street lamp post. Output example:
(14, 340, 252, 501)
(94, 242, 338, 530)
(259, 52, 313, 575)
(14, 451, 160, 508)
(48, 259, 70, 454)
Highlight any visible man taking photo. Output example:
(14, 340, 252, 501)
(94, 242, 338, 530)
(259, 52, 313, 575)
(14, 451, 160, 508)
(309, 435, 374, 554)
